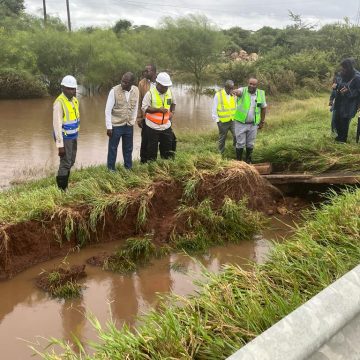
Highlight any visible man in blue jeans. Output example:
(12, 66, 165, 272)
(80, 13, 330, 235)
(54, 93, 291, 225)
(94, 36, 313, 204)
(105, 72, 139, 170)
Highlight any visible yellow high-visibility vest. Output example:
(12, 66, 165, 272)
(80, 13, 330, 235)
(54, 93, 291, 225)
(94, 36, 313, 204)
(216, 89, 236, 123)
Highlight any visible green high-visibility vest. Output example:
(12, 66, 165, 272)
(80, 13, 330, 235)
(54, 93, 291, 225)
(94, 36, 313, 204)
(234, 87, 266, 125)
(216, 89, 236, 123)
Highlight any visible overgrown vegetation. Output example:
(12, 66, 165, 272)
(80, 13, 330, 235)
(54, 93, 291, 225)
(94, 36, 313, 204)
(2, 1, 360, 96)
(36, 265, 86, 299)
(179, 95, 360, 172)
(33, 188, 360, 359)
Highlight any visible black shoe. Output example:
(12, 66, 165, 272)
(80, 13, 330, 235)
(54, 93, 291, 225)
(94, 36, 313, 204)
(56, 175, 68, 191)
(245, 148, 253, 164)
(236, 148, 244, 161)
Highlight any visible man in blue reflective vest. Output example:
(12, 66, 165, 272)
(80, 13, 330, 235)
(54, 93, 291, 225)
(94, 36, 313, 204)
(53, 75, 80, 190)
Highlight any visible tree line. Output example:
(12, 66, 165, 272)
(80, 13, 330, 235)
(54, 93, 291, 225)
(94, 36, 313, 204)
(1, 0, 360, 98)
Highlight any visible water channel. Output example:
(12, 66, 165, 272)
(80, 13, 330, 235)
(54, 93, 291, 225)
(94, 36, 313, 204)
(0, 216, 297, 360)
(0, 85, 215, 188)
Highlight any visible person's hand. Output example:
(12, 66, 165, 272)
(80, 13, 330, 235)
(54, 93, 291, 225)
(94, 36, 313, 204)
(340, 86, 349, 94)
(258, 121, 265, 130)
(169, 111, 175, 119)
(107, 129, 113, 137)
(158, 107, 169, 114)
(58, 147, 65, 157)
(332, 83, 337, 90)
(136, 118, 143, 128)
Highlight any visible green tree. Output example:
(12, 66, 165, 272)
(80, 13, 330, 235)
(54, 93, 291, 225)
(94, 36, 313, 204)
(113, 19, 132, 35)
(162, 14, 227, 86)
(0, 0, 24, 16)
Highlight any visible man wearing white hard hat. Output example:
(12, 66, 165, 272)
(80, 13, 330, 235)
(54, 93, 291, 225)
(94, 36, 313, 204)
(53, 75, 80, 190)
(141, 72, 176, 161)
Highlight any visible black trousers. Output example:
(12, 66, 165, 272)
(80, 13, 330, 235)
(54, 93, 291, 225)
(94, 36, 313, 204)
(140, 120, 148, 163)
(145, 126, 174, 161)
(334, 112, 351, 143)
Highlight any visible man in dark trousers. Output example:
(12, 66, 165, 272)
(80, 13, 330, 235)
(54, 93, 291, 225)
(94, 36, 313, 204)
(332, 58, 360, 143)
(53, 75, 80, 190)
(137, 64, 157, 163)
(141, 72, 176, 161)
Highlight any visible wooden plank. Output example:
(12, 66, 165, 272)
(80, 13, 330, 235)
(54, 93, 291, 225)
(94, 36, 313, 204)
(263, 174, 360, 185)
(252, 163, 272, 175)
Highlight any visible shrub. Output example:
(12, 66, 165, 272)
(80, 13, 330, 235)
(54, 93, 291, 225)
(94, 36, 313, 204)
(0, 69, 47, 99)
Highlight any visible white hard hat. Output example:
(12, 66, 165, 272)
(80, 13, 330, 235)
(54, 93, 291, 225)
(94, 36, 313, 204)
(156, 72, 172, 86)
(61, 75, 77, 88)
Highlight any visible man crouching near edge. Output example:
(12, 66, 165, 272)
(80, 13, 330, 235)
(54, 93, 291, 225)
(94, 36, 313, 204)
(233, 77, 267, 163)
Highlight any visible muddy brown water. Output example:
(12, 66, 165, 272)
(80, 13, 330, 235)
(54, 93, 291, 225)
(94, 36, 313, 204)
(0, 216, 297, 360)
(0, 86, 215, 188)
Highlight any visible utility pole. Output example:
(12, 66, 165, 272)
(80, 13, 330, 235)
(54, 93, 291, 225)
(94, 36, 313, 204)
(66, 0, 72, 32)
(356, 0, 360, 26)
(42, 0, 47, 25)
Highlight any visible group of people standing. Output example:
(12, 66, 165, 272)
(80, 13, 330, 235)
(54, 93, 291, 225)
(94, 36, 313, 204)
(212, 77, 267, 163)
(53, 64, 176, 190)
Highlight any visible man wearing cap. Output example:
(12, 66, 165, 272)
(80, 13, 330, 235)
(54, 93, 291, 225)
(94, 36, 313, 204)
(53, 75, 80, 190)
(105, 72, 139, 170)
(141, 72, 176, 161)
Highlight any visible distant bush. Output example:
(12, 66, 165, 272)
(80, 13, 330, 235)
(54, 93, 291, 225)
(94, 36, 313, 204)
(0, 69, 48, 99)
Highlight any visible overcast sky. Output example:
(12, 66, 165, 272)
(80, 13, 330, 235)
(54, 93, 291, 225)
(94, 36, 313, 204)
(25, 0, 360, 30)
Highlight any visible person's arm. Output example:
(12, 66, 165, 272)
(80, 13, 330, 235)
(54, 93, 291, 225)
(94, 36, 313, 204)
(131, 87, 140, 125)
(258, 96, 267, 129)
(258, 107, 267, 129)
(212, 93, 219, 122)
(53, 101, 65, 156)
(340, 77, 360, 99)
(105, 89, 115, 136)
(143, 91, 168, 114)
(232, 87, 244, 97)
(169, 90, 176, 119)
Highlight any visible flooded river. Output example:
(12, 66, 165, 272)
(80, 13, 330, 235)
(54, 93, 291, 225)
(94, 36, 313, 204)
(0, 85, 215, 188)
(0, 216, 297, 359)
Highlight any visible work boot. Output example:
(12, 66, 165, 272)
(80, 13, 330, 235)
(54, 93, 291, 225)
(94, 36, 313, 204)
(236, 148, 243, 161)
(56, 175, 68, 191)
(245, 148, 253, 164)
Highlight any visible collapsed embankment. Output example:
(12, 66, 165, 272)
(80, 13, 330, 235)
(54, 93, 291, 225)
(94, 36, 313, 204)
(0, 159, 283, 279)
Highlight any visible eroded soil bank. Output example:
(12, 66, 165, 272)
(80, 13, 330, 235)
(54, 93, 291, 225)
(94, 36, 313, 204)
(0, 162, 284, 279)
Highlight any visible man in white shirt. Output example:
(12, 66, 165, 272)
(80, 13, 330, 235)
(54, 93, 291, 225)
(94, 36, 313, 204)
(212, 80, 236, 154)
(105, 72, 139, 170)
(141, 72, 176, 162)
(233, 78, 267, 163)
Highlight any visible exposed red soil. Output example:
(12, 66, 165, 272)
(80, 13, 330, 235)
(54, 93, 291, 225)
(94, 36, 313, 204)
(35, 264, 87, 293)
(0, 163, 285, 279)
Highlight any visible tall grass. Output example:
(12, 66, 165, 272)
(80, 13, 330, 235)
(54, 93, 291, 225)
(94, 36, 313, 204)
(34, 188, 360, 359)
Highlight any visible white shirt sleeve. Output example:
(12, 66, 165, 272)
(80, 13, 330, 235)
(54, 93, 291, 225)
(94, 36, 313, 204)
(130, 88, 139, 124)
(141, 91, 152, 114)
(212, 93, 219, 122)
(53, 101, 64, 148)
(105, 89, 115, 130)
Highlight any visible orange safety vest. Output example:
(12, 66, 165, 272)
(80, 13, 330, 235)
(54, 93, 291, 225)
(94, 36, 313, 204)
(145, 87, 172, 125)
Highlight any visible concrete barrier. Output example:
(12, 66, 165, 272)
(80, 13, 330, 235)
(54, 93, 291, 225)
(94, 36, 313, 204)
(226, 265, 360, 360)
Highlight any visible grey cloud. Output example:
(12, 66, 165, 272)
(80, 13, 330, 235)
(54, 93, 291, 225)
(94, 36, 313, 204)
(25, 0, 359, 29)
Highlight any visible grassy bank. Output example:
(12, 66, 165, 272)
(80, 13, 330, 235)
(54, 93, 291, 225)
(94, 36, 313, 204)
(34, 188, 360, 359)
(178, 94, 360, 173)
